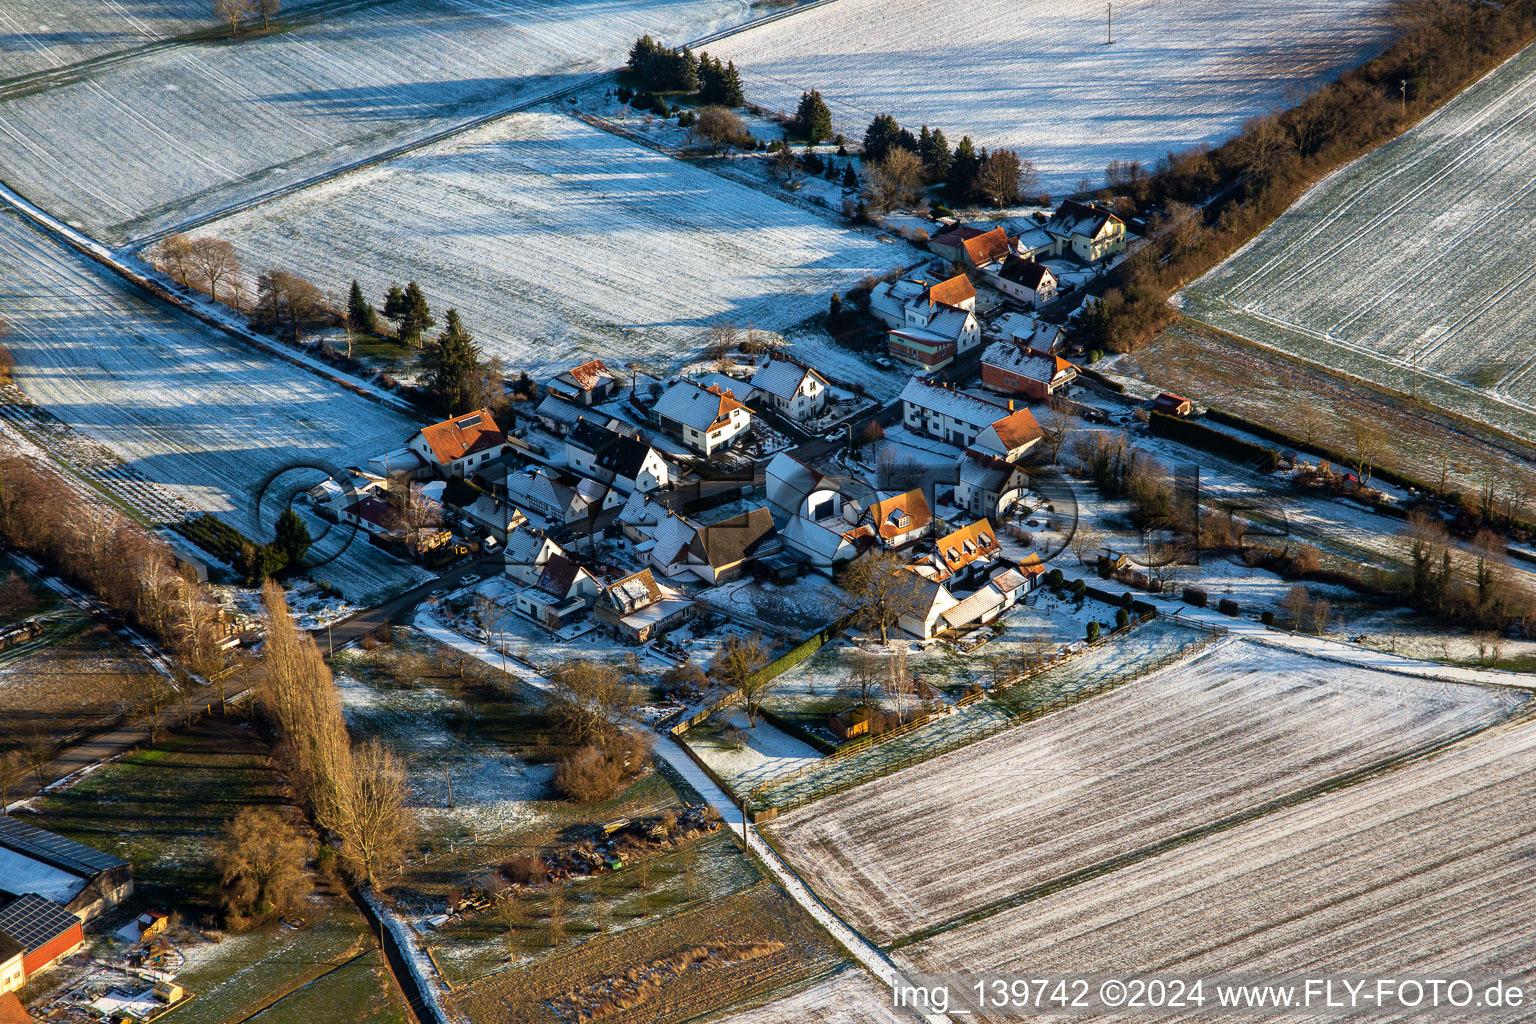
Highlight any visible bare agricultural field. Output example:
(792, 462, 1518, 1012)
(765, 638, 1529, 945)
(0, 0, 210, 79)
(710, 967, 906, 1024)
(0, 207, 428, 602)
(895, 716, 1536, 1011)
(0, 0, 760, 241)
(707, 0, 1390, 192)
(196, 111, 917, 378)
(1178, 41, 1536, 445)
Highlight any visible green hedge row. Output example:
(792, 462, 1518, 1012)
(172, 513, 251, 563)
(1148, 411, 1281, 474)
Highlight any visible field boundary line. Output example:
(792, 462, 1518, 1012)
(886, 699, 1536, 951)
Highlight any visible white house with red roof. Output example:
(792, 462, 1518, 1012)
(652, 380, 752, 456)
(864, 488, 933, 550)
(1045, 200, 1127, 262)
(547, 359, 621, 406)
(407, 408, 505, 478)
(870, 273, 981, 370)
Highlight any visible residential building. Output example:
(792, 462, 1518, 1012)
(991, 257, 1058, 308)
(652, 381, 752, 456)
(764, 452, 828, 518)
(899, 378, 1007, 447)
(750, 357, 829, 422)
(640, 511, 701, 579)
(616, 489, 667, 542)
(865, 488, 933, 550)
(992, 312, 1066, 355)
(534, 393, 590, 436)
(564, 418, 671, 494)
(0, 894, 83, 986)
(763, 453, 873, 572)
(0, 938, 22, 997)
(979, 342, 1077, 402)
(514, 553, 601, 630)
(0, 809, 132, 923)
(443, 476, 526, 544)
(547, 358, 621, 406)
(687, 507, 780, 584)
(960, 226, 1012, 270)
(505, 467, 613, 524)
(1013, 224, 1054, 262)
(931, 519, 1000, 581)
(407, 409, 504, 478)
(1045, 200, 1127, 262)
(503, 525, 564, 585)
(927, 225, 990, 264)
(939, 584, 1010, 633)
(595, 569, 696, 643)
(893, 567, 960, 639)
(955, 450, 1030, 518)
(972, 406, 1045, 463)
(870, 274, 982, 370)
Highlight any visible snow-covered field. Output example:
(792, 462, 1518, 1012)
(687, 711, 824, 791)
(0, 207, 427, 602)
(707, 0, 1391, 192)
(895, 712, 1536, 994)
(1179, 41, 1536, 444)
(196, 111, 917, 378)
(766, 637, 1528, 944)
(0, 0, 761, 241)
(0, 0, 208, 77)
(717, 968, 906, 1024)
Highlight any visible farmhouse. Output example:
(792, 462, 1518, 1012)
(1045, 200, 1126, 263)
(865, 488, 933, 550)
(0, 814, 132, 923)
(899, 378, 1007, 447)
(595, 569, 695, 643)
(408, 409, 505, 478)
(750, 357, 829, 422)
(980, 342, 1077, 401)
(955, 450, 1030, 518)
(870, 274, 981, 369)
(564, 418, 672, 494)
(990, 257, 1057, 309)
(652, 380, 752, 456)
(547, 358, 621, 406)
(0, 894, 83, 988)
(972, 406, 1044, 462)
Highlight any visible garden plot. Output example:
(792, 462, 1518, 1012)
(1179, 41, 1536, 444)
(707, 0, 1389, 193)
(765, 637, 1528, 945)
(895, 714, 1536, 995)
(0, 208, 428, 602)
(0, 0, 209, 79)
(0, 0, 761, 240)
(197, 111, 916, 378)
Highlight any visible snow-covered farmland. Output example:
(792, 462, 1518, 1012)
(896, 713, 1536, 995)
(0, 207, 427, 602)
(197, 111, 917, 377)
(708, 0, 1391, 192)
(0, 0, 761, 241)
(717, 968, 906, 1024)
(1179, 41, 1536, 444)
(0, 0, 208, 77)
(766, 638, 1528, 944)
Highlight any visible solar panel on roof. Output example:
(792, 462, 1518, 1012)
(455, 414, 483, 428)
(0, 816, 126, 875)
(0, 894, 79, 953)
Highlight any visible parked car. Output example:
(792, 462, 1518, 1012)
(458, 573, 478, 586)
(874, 356, 894, 369)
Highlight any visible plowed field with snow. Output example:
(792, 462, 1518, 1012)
(198, 112, 917, 377)
(0, 207, 427, 601)
(1179, 41, 1536, 444)
(0, 0, 758, 241)
(895, 714, 1536, 1002)
(766, 638, 1528, 945)
(0, 0, 209, 77)
(708, 0, 1390, 193)
(716, 969, 905, 1024)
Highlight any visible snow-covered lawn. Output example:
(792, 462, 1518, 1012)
(896, 705, 1536, 987)
(0, 207, 428, 603)
(708, 0, 1391, 193)
(1178, 40, 1536, 444)
(768, 636, 1529, 945)
(196, 111, 917, 378)
(0, 0, 208, 77)
(687, 711, 823, 791)
(0, 0, 763, 241)
(697, 575, 848, 635)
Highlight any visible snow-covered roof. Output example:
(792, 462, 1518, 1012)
(535, 393, 589, 427)
(764, 452, 826, 514)
(783, 515, 856, 560)
(1046, 199, 1120, 241)
(990, 567, 1030, 593)
(0, 847, 89, 905)
(981, 341, 1074, 384)
(960, 450, 1024, 492)
(618, 490, 665, 529)
(941, 585, 1008, 630)
(504, 526, 556, 564)
(605, 569, 663, 611)
(751, 358, 825, 402)
(653, 380, 748, 432)
(900, 378, 1006, 427)
(997, 256, 1053, 289)
(1014, 224, 1053, 253)
(555, 358, 616, 393)
(993, 313, 1066, 354)
(690, 372, 751, 400)
(368, 448, 426, 477)
(508, 468, 577, 515)
(649, 512, 699, 567)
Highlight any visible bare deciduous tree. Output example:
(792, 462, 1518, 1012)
(215, 806, 311, 928)
(694, 106, 747, 155)
(863, 147, 924, 212)
(257, 0, 280, 30)
(715, 633, 773, 726)
(256, 268, 328, 341)
(840, 550, 923, 643)
(334, 738, 412, 888)
(1036, 397, 1075, 465)
(1344, 416, 1390, 486)
(976, 148, 1036, 208)
(187, 237, 240, 304)
(547, 659, 637, 744)
(149, 233, 196, 286)
(212, 0, 258, 36)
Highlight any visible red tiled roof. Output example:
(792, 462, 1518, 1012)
(868, 488, 932, 540)
(929, 225, 988, 248)
(417, 409, 503, 465)
(935, 518, 999, 573)
(924, 273, 976, 310)
(566, 359, 612, 392)
(961, 227, 1010, 266)
(988, 407, 1044, 449)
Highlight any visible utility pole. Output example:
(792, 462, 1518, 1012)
(1399, 79, 1407, 116)
(1107, 2, 1113, 45)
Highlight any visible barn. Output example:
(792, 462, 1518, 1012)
(0, 894, 84, 980)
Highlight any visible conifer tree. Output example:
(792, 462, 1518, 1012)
(346, 279, 378, 335)
(927, 128, 952, 182)
(396, 281, 435, 348)
(275, 507, 312, 566)
(842, 163, 859, 190)
(718, 61, 744, 107)
(862, 113, 902, 163)
(427, 309, 483, 416)
(382, 283, 406, 333)
(949, 135, 980, 196)
(795, 90, 832, 144)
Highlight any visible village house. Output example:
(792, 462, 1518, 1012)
(514, 553, 602, 630)
(955, 450, 1031, 518)
(615, 489, 667, 543)
(534, 392, 590, 437)
(1045, 200, 1127, 263)
(864, 488, 933, 550)
(442, 475, 527, 544)
(990, 256, 1058, 309)
(595, 569, 695, 643)
(1013, 223, 1055, 262)
(893, 566, 960, 639)
(870, 273, 981, 370)
(407, 408, 505, 478)
(972, 406, 1045, 463)
(899, 378, 1008, 447)
(927, 224, 989, 264)
(979, 342, 1077, 402)
(547, 358, 621, 406)
(503, 525, 564, 585)
(504, 467, 617, 525)
(992, 312, 1066, 355)
(564, 418, 672, 494)
(764, 453, 873, 573)
(638, 510, 701, 579)
(959, 226, 1012, 270)
(0, 942, 22, 998)
(687, 507, 781, 584)
(652, 380, 752, 456)
(749, 357, 830, 422)
(930, 518, 1000, 583)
